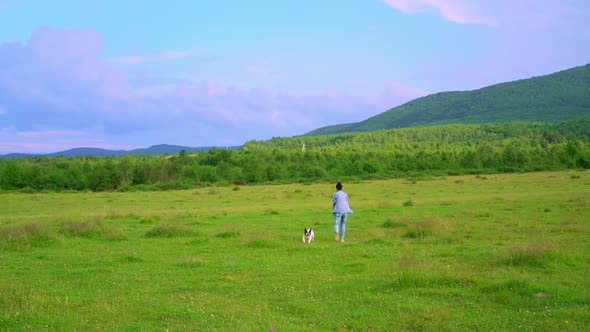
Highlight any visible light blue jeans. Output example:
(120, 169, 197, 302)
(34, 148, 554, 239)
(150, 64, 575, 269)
(333, 212, 347, 238)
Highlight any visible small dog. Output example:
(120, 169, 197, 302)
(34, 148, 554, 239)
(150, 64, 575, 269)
(302, 228, 315, 243)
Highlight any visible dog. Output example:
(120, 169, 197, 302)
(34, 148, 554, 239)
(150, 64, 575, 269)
(302, 228, 315, 243)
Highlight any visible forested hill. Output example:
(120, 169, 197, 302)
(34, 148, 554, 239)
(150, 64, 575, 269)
(306, 64, 590, 135)
(247, 116, 590, 152)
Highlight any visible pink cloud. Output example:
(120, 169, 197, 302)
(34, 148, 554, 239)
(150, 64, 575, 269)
(0, 26, 432, 154)
(30, 27, 102, 65)
(9, 26, 132, 100)
(17, 130, 85, 137)
(364, 81, 429, 110)
(0, 126, 137, 154)
(0, 140, 135, 154)
(381, 0, 581, 31)
(381, 0, 496, 26)
(0, 142, 56, 152)
(205, 80, 224, 96)
(245, 64, 285, 80)
(150, 78, 446, 140)
(0, 0, 22, 10)
(0, 26, 139, 132)
(109, 50, 200, 65)
(489, 0, 579, 32)
(386, 80, 429, 100)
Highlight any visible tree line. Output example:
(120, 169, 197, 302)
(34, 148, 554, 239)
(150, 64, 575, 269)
(1, 119, 589, 192)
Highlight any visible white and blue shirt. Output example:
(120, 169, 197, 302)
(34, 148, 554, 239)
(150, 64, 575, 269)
(333, 190, 353, 214)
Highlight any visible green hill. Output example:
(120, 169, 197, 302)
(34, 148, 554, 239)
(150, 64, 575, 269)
(306, 64, 590, 135)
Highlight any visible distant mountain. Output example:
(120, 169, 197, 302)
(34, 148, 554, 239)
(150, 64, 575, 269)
(0, 144, 239, 158)
(306, 64, 590, 135)
(125, 144, 222, 156)
(46, 147, 128, 157)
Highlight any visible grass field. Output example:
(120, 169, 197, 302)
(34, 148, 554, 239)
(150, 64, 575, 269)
(1, 171, 589, 331)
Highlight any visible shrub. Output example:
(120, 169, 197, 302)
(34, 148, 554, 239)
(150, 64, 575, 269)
(153, 180, 191, 191)
(264, 209, 280, 215)
(381, 218, 404, 229)
(402, 199, 414, 207)
(60, 220, 103, 238)
(0, 222, 55, 250)
(247, 239, 274, 248)
(404, 220, 434, 239)
(365, 237, 386, 244)
(139, 216, 156, 224)
(503, 241, 554, 266)
(59, 218, 128, 241)
(145, 223, 194, 238)
(123, 255, 146, 263)
(117, 183, 136, 192)
(216, 231, 239, 239)
(19, 187, 36, 194)
(103, 226, 128, 241)
(480, 279, 539, 302)
(304, 166, 328, 180)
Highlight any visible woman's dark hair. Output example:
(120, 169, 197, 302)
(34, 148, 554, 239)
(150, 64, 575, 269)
(336, 182, 343, 190)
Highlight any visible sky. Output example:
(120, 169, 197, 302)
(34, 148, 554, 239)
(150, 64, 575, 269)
(0, 0, 589, 154)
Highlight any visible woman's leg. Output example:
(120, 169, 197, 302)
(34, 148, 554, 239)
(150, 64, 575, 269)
(340, 213, 347, 241)
(334, 212, 342, 241)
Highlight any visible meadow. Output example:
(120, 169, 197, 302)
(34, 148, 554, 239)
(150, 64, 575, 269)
(1, 171, 589, 331)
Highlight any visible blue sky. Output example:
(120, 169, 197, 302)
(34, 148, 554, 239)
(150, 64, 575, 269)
(0, 0, 589, 154)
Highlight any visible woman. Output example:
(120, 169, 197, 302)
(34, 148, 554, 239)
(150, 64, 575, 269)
(333, 182, 353, 242)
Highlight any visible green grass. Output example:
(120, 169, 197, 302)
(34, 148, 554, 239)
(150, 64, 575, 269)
(0, 171, 589, 331)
